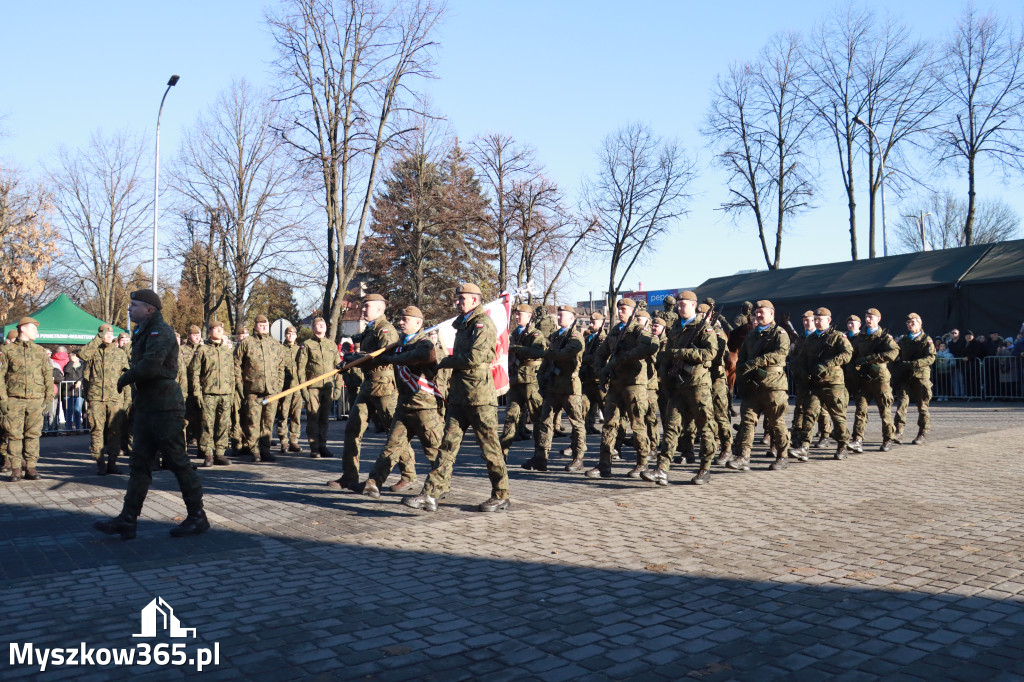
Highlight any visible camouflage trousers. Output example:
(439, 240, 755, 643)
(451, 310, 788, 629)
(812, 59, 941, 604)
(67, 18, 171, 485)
(894, 376, 931, 435)
(342, 390, 413, 484)
(658, 382, 716, 472)
(423, 403, 509, 500)
(500, 382, 542, 455)
(600, 383, 649, 472)
(120, 400, 134, 454)
(711, 376, 733, 451)
(304, 385, 332, 452)
(243, 393, 275, 456)
(852, 379, 895, 442)
(185, 395, 203, 446)
(123, 409, 203, 518)
(735, 387, 790, 458)
(88, 401, 124, 461)
(581, 381, 606, 430)
(369, 404, 442, 487)
(535, 391, 585, 461)
(200, 394, 232, 458)
(791, 386, 832, 437)
(794, 383, 849, 447)
(230, 393, 243, 444)
(276, 391, 302, 449)
(645, 387, 661, 455)
(3, 397, 44, 471)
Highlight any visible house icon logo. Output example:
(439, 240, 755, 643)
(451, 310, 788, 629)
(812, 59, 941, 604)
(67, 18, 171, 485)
(133, 597, 197, 638)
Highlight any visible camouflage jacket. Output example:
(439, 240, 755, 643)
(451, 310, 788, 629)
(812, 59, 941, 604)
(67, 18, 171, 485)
(538, 327, 584, 395)
(122, 310, 184, 413)
(737, 322, 791, 392)
(81, 342, 129, 403)
(649, 332, 667, 390)
(852, 328, 899, 384)
(0, 339, 51, 404)
(662, 316, 717, 388)
(180, 341, 201, 397)
(381, 330, 440, 410)
(236, 332, 285, 396)
(593, 319, 659, 388)
(190, 340, 237, 397)
(432, 338, 450, 400)
(797, 328, 852, 387)
(507, 323, 546, 386)
(298, 337, 338, 390)
(580, 327, 607, 384)
(353, 315, 398, 397)
(710, 326, 728, 382)
(281, 341, 301, 389)
(893, 332, 936, 381)
(439, 305, 498, 407)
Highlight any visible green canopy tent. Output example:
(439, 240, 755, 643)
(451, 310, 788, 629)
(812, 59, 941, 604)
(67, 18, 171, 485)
(3, 294, 128, 345)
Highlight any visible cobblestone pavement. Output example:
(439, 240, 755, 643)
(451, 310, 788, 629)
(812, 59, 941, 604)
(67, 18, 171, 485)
(2, 401, 1024, 680)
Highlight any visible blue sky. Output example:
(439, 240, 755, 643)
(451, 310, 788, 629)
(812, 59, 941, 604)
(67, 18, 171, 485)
(2, 1, 1021, 306)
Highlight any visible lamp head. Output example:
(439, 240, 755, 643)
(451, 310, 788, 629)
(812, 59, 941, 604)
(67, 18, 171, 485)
(168, 75, 180, 86)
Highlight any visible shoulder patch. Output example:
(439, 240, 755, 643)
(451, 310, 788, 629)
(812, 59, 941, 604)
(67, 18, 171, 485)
(475, 323, 484, 328)
(150, 331, 160, 336)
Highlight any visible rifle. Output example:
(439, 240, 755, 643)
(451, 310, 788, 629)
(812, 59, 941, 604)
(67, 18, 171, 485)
(600, 299, 640, 388)
(667, 302, 716, 382)
(808, 325, 836, 384)
(737, 320, 778, 385)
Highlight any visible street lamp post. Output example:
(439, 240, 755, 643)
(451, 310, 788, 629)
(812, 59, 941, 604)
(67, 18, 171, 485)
(153, 74, 180, 292)
(853, 116, 887, 258)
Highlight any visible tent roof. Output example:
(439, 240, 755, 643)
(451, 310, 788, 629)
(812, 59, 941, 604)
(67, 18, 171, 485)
(3, 294, 127, 345)
(957, 240, 1024, 285)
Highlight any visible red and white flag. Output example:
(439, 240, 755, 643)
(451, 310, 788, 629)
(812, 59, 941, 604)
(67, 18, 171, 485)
(435, 292, 513, 396)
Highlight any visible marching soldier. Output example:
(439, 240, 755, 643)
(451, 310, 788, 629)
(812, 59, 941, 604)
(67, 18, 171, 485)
(704, 303, 733, 462)
(229, 326, 248, 455)
(361, 306, 444, 498)
(189, 320, 236, 467)
(235, 315, 285, 462)
(659, 295, 679, 330)
(299, 317, 339, 458)
(78, 324, 129, 475)
(0, 317, 50, 481)
(180, 325, 204, 450)
(580, 311, 607, 434)
(277, 325, 303, 454)
(892, 313, 936, 445)
(500, 304, 546, 459)
(650, 313, 669, 451)
(93, 289, 208, 539)
(790, 308, 853, 461)
(523, 305, 585, 472)
(429, 329, 450, 412)
(849, 308, 900, 452)
(728, 300, 791, 471)
(787, 310, 832, 451)
(642, 291, 717, 485)
(403, 283, 511, 512)
(588, 298, 658, 479)
(635, 310, 662, 462)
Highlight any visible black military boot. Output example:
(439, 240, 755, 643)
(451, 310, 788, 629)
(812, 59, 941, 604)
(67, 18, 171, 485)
(769, 456, 788, 471)
(848, 440, 864, 454)
(833, 444, 848, 460)
(521, 457, 548, 472)
(94, 512, 137, 540)
(789, 445, 810, 461)
(691, 468, 711, 485)
(200, 453, 214, 468)
(96, 453, 107, 475)
(725, 453, 751, 471)
(402, 493, 438, 512)
(879, 440, 894, 452)
(213, 452, 231, 466)
(478, 496, 511, 512)
(564, 457, 585, 472)
(362, 479, 381, 499)
(23, 468, 40, 480)
(170, 510, 210, 537)
(106, 453, 121, 475)
(912, 430, 927, 445)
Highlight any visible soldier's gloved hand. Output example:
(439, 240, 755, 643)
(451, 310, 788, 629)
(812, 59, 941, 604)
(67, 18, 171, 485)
(812, 363, 827, 377)
(116, 374, 130, 393)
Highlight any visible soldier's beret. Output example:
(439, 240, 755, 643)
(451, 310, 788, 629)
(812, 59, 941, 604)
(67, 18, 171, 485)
(401, 306, 424, 319)
(815, 307, 832, 317)
(907, 313, 922, 322)
(98, 323, 113, 333)
(678, 290, 698, 302)
(697, 303, 711, 314)
(255, 314, 269, 324)
(865, 308, 881, 318)
(591, 311, 605, 320)
(802, 310, 815, 318)
(313, 316, 326, 325)
(556, 305, 577, 315)
(130, 289, 162, 310)
(703, 297, 716, 307)
(118, 332, 130, 340)
(456, 283, 482, 296)
(635, 310, 651, 320)
(236, 327, 248, 335)
(653, 313, 668, 323)
(17, 316, 40, 327)
(616, 298, 637, 309)
(847, 315, 861, 323)
(188, 324, 201, 334)
(741, 301, 754, 312)
(755, 300, 774, 310)
(514, 304, 533, 314)
(208, 320, 224, 329)
(6, 329, 17, 341)
(663, 295, 676, 305)
(363, 293, 386, 303)
(285, 325, 297, 334)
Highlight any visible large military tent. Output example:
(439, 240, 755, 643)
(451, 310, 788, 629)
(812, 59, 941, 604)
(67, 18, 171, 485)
(2, 294, 128, 345)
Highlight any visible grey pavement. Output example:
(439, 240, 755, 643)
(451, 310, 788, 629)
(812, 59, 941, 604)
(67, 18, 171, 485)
(2, 401, 1024, 680)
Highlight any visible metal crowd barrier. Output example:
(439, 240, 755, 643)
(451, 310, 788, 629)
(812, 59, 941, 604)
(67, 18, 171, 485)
(42, 380, 89, 435)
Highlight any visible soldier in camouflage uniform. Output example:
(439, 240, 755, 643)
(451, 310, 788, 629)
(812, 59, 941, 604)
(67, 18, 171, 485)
(180, 325, 204, 450)
(299, 317, 339, 458)
(849, 308, 900, 453)
(500, 304, 546, 459)
(522, 305, 585, 471)
(650, 313, 669, 452)
(635, 310, 662, 463)
(235, 315, 285, 462)
(706, 304, 733, 461)
(788, 310, 832, 450)
(93, 289, 208, 539)
(78, 324, 129, 475)
(0, 330, 14, 474)
(429, 329, 451, 415)
(728, 300, 792, 471)
(229, 326, 248, 453)
(0, 317, 51, 481)
(790, 308, 854, 461)
(588, 298, 658, 479)
(403, 283, 511, 513)
(189, 320, 236, 467)
(892, 312, 936, 445)
(642, 291, 718, 485)
(580, 312, 607, 434)
(362, 306, 444, 498)
(659, 295, 679, 330)
(277, 325, 303, 453)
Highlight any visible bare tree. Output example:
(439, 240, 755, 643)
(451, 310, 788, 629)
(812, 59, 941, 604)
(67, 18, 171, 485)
(50, 130, 151, 324)
(170, 207, 231, 328)
(470, 133, 537, 291)
(893, 190, 1021, 251)
(703, 32, 817, 270)
(267, 0, 444, 340)
(934, 4, 1024, 245)
(0, 164, 57, 324)
(583, 122, 695, 308)
(170, 79, 303, 330)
